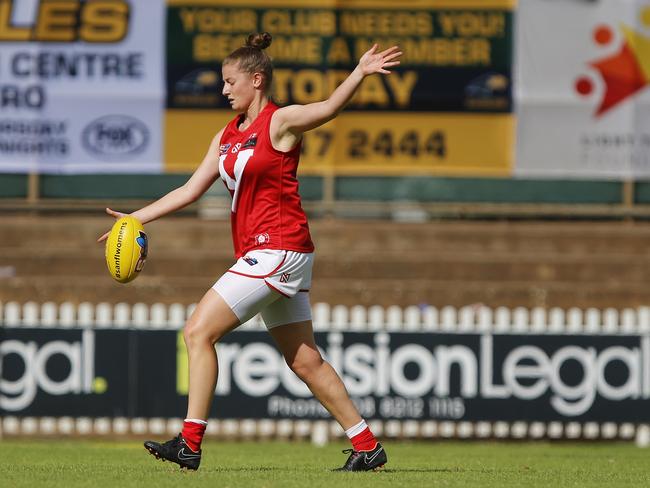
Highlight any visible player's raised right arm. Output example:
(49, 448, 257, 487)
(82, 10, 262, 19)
(97, 129, 224, 243)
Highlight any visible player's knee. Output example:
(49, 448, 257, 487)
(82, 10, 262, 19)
(183, 315, 231, 348)
(288, 352, 324, 381)
(183, 319, 215, 348)
(182, 322, 200, 349)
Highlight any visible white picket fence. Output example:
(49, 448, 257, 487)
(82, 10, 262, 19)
(3, 301, 650, 333)
(2, 415, 649, 446)
(2, 301, 650, 444)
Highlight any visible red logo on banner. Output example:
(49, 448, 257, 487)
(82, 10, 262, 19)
(574, 8, 650, 117)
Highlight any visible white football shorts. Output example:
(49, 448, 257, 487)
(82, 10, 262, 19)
(212, 249, 314, 329)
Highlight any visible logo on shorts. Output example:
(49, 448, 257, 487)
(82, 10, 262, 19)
(255, 233, 270, 246)
(280, 273, 291, 283)
(243, 256, 258, 266)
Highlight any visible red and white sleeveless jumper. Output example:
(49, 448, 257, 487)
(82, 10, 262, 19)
(217, 101, 314, 259)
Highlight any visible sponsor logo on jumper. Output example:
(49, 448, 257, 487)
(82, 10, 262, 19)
(255, 233, 270, 246)
(219, 143, 231, 155)
(231, 142, 242, 153)
(82, 115, 149, 159)
(280, 273, 291, 283)
(243, 256, 258, 266)
(574, 7, 650, 117)
(243, 133, 258, 149)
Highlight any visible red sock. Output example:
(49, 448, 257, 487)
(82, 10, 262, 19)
(181, 420, 206, 452)
(351, 427, 377, 452)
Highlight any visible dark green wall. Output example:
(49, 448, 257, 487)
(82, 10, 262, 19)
(0, 175, 28, 198)
(335, 177, 624, 204)
(1, 173, 643, 205)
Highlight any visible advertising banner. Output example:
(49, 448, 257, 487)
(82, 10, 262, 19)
(515, 0, 650, 179)
(0, 0, 165, 174)
(3, 327, 650, 422)
(165, 0, 515, 176)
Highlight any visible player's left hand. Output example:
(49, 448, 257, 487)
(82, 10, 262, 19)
(97, 207, 127, 243)
(357, 44, 402, 76)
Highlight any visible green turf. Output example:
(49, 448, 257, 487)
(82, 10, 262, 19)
(0, 440, 648, 487)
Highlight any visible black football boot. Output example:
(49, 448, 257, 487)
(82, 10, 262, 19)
(334, 443, 387, 471)
(144, 434, 201, 470)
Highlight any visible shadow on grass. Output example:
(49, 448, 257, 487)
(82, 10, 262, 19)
(209, 467, 286, 473)
(375, 468, 462, 474)
(205, 467, 462, 474)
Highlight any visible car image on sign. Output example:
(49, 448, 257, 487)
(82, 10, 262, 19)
(82, 115, 149, 160)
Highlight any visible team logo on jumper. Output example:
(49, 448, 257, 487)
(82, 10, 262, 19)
(243, 256, 258, 266)
(255, 233, 270, 245)
(243, 133, 258, 149)
(574, 6, 650, 117)
(280, 273, 291, 283)
(219, 143, 231, 155)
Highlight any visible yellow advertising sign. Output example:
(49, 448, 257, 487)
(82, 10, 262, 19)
(165, 110, 234, 172)
(317, 112, 514, 175)
(168, 0, 517, 8)
(165, 111, 513, 176)
(165, 0, 515, 175)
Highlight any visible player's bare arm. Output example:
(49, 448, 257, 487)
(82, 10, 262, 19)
(270, 44, 402, 151)
(97, 129, 224, 243)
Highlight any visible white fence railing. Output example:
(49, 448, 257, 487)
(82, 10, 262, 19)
(3, 301, 650, 333)
(3, 302, 650, 444)
(1, 415, 649, 446)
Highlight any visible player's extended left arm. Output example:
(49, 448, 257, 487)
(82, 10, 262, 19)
(276, 44, 402, 134)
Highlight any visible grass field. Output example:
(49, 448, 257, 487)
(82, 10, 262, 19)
(1, 439, 649, 487)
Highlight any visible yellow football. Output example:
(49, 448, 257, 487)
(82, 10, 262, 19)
(105, 216, 148, 283)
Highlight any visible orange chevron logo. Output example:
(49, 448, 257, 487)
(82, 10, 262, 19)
(574, 7, 650, 117)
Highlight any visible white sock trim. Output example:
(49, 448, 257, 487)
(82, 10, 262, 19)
(184, 418, 208, 425)
(345, 419, 368, 439)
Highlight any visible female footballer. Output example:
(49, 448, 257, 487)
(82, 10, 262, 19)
(99, 32, 401, 472)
